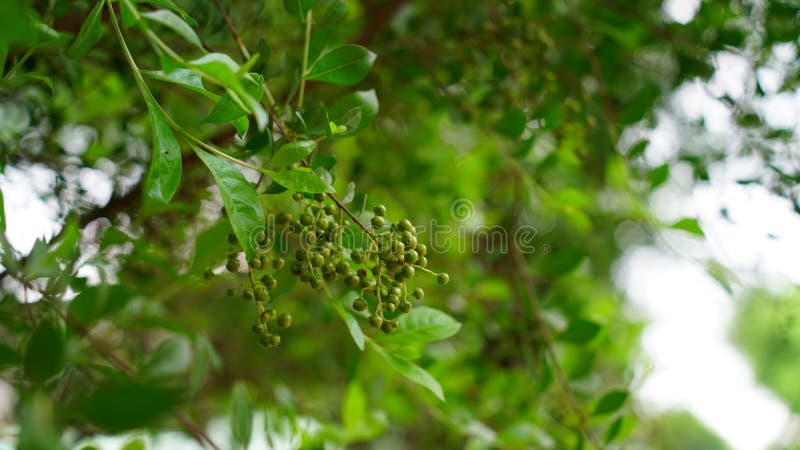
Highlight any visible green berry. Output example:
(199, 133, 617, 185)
(437, 272, 450, 285)
(417, 256, 428, 267)
(264, 308, 277, 321)
(335, 261, 350, 274)
(399, 301, 412, 313)
(226, 258, 240, 272)
(314, 193, 325, 202)
(381, 321, 394, 334)
(250, 255, 262, 270)
(256, 231, 267, 244)
(398, 219, 413, 232)
(242, 288, 254, 301)
(417, 244, 427, 256)
(404, 250, 419, 265)
(300, 213, 313, 226)
(295, 249, 307, 261)
(260, 311, 271, 323)
(368, 315, 383, 328)
(351, 249, 364, 264)
(276, 212, 292, 225)
(386, 302, 396, 312)
(273, 258, 285, 269)
(293, 192, 304, 202)
(255, 285, 269, 302)
(277, 313, 292, 329)
(344, 274, 360, 288)
(311, 253, 325, 267)
(359, 277, 376, 289)
(227, 233, 238, 245)
(413, 288, 424, 300)
(324, 204, 337, 215)
(390, 319, 400, 328)
(352, 298, 368, 311)
(374, 204, 387, 216)
(371, 216, 385, 228)
(402, 265, 415, 279)
(311, 278, 325, 290)
(269, 335, 281, 347)
(259, 336, 270, 347)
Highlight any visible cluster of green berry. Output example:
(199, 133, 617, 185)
(207, 193, 449, 347)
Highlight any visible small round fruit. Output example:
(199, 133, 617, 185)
(344, 274, 360, 288)
(335, 261, 350, 274)
(277, 313, 292, 329)
(311, 254, 325, 267)
(399, 300, 412, 313)
(398, 219, 413, 232)
(226, 258, 240, 272)
(371, 216, 385, 228)
(417, 256, 428, 267)
(417, 244, 427, 256)
(227, 233, 238, 245)
(314, 193, 325, 202)
(373, 204, 387, 216)
(273, 257, 285, 269)
(255, 286, 269, 302)
(350, 249, 364, 263)
(269, 335, 281, 347)
(259, 336, 270, 347)
(293, 192, 304, 202)
(352, 298, 368, 311)
(437, 272, 450, 285)
(381, 321, 395, 334)
(368, 315, 383, 328)
(324, 204, 337, 215)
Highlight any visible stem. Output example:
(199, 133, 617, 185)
(297, 9, 313, 109)
(2, 48, 34, 81)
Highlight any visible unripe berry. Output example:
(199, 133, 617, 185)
(417, 244, 427, 256)
(242, 288, 254, 301)
(352, 298, 367, 311)
(311, 253, 325, 267)
(344, 274, 360, 287)
(404, 250, 419, 265)
(295, 249, 307, 261)
(227, 233, 238, 245)
(390, 319, 399, 328)
(273, 258, 285, 269)
(226, 258, 240, 272)
(276, 212, 292, 225)
(259, 336, 270, 347)
(368, 315, 383, 328)
(269, 334, 281, 347)
(250, 255, 262, 270)
(335, 261, 350, 274)
(437, 272, 450, 284)
(386, 302, 396, 312)
(371, 216, 385, 228)
(277, 313, 292, 329)
(380, 321, 394, 334)
(314, 193, 325, 202)
(399, 301, 412, 313)
(293, 192, 304, 202)
(373, 204, 387, 216)
(324, 203, 337, 215)
(402, 265, 415, 279)
(413, 288, 424, 300)
(417, 256, 428, 267)
(300, 213, 313, 226)
(264, 307, 277, 321)
(359, 277, 376, 289)
(256, 231, 266, 244)
(255, 285, 269, 302)
(398, 219, 413, 232)
(311, 278, 325, 290)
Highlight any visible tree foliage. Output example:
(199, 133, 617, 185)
(1, 0, 798, 448)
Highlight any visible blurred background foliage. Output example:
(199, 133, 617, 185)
(1, 0, 800, 449)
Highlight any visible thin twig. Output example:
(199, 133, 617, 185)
(297, 9, 313, 109)
(509, 176, 603, 449)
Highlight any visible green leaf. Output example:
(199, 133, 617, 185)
(141, 335, 192, 381)
(268, 167, 334, 193)
(618, 82, 660, 125)
(120, 0, 141, 27)
(206, 74, 263, 125)
(305, 45, 376, 85)
(68, 0, 104, 59)
(0, 189, 6, 232)
(332, 295, 365, 351)
(593, 390, 629, 416)
(120, 439, 145, 450)
(649, 163, 670, 189)
(496, 107, 527, 138)
(268, 140, 316, 168)
(68, 285, 130, 325)
(380, 306, 461, 345)
(540, 247, 585, 276)
(190, 220, 233, 274)
(78, 382, 182, 431)
(558, 319, 602, 344)
(328, 90, 379, 137)
(626, 139, 648, 159)
(135, 0, 197, 26)
(369, 341, 444, 401)
(231, 383, 253, 449)
(144, 101, 182, 203)
(671, 218, 704, 237)
(342, 381, 367, 432)
(283, 0, 313, 21)
(142, 9, 203, 49)
(194, 148, 265, 259)
(142, 69, 215, 99)
(190, 53, 241, 88)
(23, 318, 65, 383)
